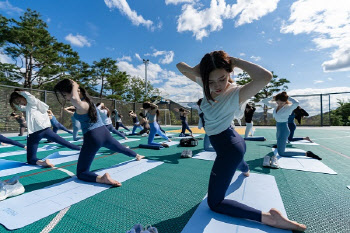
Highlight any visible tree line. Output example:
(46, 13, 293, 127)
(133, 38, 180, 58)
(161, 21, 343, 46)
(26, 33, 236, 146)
(0, 9, 160, 102)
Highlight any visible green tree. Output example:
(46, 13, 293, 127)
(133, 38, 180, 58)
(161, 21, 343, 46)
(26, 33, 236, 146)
(105, 70, 129, 100)
(2, 9, 61, 88)
(123, 76, 161, 102)
(236, 71, 290, 124)
(91, 58, 119, 99)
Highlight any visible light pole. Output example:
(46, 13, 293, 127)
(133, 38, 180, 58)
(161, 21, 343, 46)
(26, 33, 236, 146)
(143, 59, 149, 95)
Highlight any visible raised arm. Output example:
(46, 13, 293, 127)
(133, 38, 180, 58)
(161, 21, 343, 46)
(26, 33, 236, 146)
(17, 91, 37, 106)
(70, 80, 89, 112)
(261, 97, 276, 108)
(288, 96, 299, 109)
(233, 58, 272, 104)
(176, 63, 201, 83)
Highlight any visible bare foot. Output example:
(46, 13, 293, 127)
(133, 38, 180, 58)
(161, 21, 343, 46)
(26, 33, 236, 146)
(125, 137, 129, 140)
(168, 139, 172, 142)
(136, 154, 145, 161)
(97, 173, 121, 187)
(262, 208, 306, 231)
(305, 136, 313, 143)
(36, 159, 54, 168)
(243, 170, 250, 177)
(162, 143, 169, 148)
(24, 146, 27, 150)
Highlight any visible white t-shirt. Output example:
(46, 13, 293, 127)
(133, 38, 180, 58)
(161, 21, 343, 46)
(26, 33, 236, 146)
(261, 96, 299, 122)
(97, 106, 113, 125)
(16, 91, 51, 135)
(195, 77, 245, 136)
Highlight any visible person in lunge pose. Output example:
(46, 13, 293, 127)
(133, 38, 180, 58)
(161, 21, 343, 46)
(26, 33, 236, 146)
(64, 106, 82, 141)
(96, 103, 128, 140)
(262, 92, 321, 168)
(129, 111, 143, 135)
(243, 103, 266, 141)
(177, 50, 306, 231)
(142, 102, 171, 148)
(112, 109, 130, 131)
(10, 112, 27, 136)
(174, 107, 192, 137)
(54, 79, 144, 186)
(288, 106, 312, 142)
(47, 110, 73, 134)
(9, 89, 80, 168)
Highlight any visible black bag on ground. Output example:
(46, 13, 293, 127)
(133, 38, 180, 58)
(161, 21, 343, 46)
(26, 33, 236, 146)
(180, 138, 198, 147)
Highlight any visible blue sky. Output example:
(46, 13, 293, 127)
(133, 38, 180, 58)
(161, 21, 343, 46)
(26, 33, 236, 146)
(0, 0, 349, 113)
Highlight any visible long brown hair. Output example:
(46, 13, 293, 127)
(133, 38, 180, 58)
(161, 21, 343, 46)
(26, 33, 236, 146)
(199, 50, 234, 102)
(54, 79, 98, 123)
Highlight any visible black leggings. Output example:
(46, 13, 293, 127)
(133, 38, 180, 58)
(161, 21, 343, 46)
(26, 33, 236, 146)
(27, 128, 80, 164)
(77, 126, 137, 182)
(115, 122, 130, 131)
(208, 127, 261, 222)
(0, 134, 25, 148)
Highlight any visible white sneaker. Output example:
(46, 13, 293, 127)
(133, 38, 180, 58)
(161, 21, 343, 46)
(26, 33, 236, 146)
(263, 156, 271, 167)
(270, 156, 279, 169)
(0, 177, 25, 201)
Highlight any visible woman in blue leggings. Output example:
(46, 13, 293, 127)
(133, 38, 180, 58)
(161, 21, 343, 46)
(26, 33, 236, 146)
(177, 50, 306, 231)
(129, 111, 143, 134)
(288, 107, 312, 142)
(142, 102, 171, 147)
(0, 134, 26, 149)
(9, 89, 81, 167)
(262, 92, 321, 166)
(54, 79, 145, 186)
(64, 106, 82, 141)
(174, 108, 192, 137)
(96, 103, 128, 140)
(47, 110, 73, 134)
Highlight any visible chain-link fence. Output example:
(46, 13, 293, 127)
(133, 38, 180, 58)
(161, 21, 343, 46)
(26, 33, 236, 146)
(1, 84, 349, 132)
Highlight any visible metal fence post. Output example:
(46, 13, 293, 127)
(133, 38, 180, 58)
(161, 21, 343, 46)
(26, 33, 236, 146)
(44, 90, 47, 103)
(328, 94, 331, 126)
(320, 94, 323, 126)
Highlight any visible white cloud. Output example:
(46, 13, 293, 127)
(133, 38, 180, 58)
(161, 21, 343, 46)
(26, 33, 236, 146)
(250, 55, 261, 61)
(291, 64, 295, 67)
(47, 18, 51, 23)
(288, 86, 350, 115)
(165, 0, 194, 5)
(65, 34, 91, 47)
(313, 80, 324, 84)
(281, 0, 350, 72)
(117, 59, 203, 102)
(119, 56, 132, 62)
(327, 77, 333, 81)
(145, 49, 175, 64)
(267, 38, 273, 44)
(239, 53, 246, 56)
(104, 0, 154, 30)
(0, 52, 13, 64)
(176, 0, 279, 40)
(0, 1, 23, 15)
(135, 53, 142, 61)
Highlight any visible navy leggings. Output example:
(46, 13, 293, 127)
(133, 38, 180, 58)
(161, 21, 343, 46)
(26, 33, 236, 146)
(208, 126, 261, 222)
(27, 128, 80, 164)
(52, 123, 73, 134)
(115, 122, 130, 131)
(148, 122, 169, 146)
(77, 126, 137, 182)
(181, 120, 192, 134)
(106, 124, 125, 138)
(288, 123, 303, 141)
(0, 134, 25, 148)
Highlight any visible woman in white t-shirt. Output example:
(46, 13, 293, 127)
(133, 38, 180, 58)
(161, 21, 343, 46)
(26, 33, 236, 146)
(176, 50, 306, 231)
